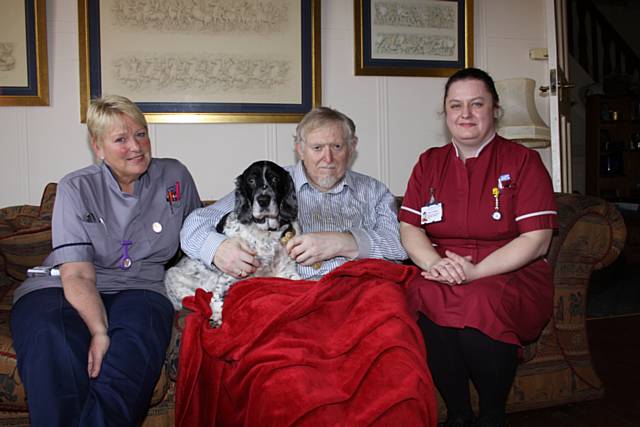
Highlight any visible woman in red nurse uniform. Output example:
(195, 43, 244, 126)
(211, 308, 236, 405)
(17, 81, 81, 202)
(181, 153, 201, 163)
(399, 68, 558, 427)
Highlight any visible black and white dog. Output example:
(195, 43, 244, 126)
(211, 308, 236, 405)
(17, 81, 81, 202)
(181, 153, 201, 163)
(164, 160, 301, 326)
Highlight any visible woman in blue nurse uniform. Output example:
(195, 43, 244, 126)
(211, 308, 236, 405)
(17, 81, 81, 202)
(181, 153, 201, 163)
(10, 95, 201, 427)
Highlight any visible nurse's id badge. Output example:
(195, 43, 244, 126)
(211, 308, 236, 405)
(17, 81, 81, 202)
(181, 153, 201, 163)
(421, 202, 443, 224)
(421, 187, 443, 224)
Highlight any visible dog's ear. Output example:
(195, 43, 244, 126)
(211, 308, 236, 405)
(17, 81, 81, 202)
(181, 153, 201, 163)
(234, 173, 253, 224)
(279, 172, 298, 224)
(215, 213, 231, 233)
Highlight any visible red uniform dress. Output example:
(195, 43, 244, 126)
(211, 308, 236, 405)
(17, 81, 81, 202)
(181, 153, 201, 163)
(399, 134, 558, 346)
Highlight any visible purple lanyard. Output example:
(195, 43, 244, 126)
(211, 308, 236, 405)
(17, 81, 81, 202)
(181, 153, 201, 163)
(119, 240, 133, 270)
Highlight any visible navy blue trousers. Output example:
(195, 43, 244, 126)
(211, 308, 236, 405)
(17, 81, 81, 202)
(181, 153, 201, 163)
(10, 288, 174, 427)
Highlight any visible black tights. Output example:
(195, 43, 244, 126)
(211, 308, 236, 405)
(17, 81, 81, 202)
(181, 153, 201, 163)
(417, 313, 518, 424)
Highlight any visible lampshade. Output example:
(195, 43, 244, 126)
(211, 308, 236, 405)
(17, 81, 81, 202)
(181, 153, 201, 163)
(495, 78, 551, 148)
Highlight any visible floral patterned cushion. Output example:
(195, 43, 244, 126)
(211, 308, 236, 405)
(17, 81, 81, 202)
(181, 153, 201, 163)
(0, 184, 56, 283)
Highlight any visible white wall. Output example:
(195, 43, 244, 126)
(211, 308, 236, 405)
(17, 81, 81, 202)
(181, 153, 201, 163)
(0, 0, 550, 206)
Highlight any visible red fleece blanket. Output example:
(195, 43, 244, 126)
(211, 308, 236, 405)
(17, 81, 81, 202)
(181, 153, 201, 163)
(176, 259, 437, 427)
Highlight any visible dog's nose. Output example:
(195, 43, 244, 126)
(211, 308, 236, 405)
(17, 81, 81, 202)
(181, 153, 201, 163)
(257, 195, 271, 207)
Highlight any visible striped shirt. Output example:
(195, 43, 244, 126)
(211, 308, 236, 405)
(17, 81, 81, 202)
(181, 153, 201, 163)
(180, 162, 407, 279)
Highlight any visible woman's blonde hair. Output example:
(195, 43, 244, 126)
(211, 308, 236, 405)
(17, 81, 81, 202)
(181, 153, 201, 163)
(86, 95, 147, 144)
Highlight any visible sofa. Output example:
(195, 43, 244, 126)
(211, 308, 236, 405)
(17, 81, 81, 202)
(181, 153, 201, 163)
(0, 183, 626, 425)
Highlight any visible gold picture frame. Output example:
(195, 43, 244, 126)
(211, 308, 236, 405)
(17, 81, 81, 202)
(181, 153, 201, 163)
(355, 0, 473, 77)
(78, 0, 321, 123)
(0, 0, 49, 106)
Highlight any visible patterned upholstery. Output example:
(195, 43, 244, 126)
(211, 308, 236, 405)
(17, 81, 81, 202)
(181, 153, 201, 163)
(0, 183, 56, 283)
(0, 188, 626, 425)
(503, 193, 626, 412)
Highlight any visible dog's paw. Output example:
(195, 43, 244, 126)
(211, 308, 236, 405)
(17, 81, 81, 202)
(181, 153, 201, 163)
(209, 297, 224, 328)
(280, 231, 295, 245)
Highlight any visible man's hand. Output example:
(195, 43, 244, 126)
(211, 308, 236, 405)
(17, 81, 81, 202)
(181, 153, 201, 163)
(285, 232, 358, 266)
(87, 332, 110, 378)
(213, 237, 260, 278)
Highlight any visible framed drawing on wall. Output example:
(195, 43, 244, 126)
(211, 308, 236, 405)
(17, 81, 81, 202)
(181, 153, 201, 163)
(78, 0, 321, 123)
(354, 0, 473, 77)
(0, 0, 49, 106)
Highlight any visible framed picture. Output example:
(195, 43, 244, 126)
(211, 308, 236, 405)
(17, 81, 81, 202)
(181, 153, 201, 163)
(0, 0, 49, 106)
(78, 0, 321, 123)
(354, 0, 473, 77)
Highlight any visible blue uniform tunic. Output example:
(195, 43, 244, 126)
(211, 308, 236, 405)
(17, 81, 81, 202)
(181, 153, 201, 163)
(14, 158, 200, 300)
(11, 158, 201, 427)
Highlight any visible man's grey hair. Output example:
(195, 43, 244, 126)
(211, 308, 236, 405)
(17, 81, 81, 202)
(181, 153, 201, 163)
(294, 106, 358, 148)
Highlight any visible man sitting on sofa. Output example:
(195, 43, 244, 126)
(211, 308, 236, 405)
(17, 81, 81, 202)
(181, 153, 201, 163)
(175, 106, 438, 427)
(181, 106, 406, 279)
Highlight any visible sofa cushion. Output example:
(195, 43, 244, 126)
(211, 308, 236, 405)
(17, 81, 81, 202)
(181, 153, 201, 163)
(0, 275, 19, 313)
(0, 310, 26, 411)
(0, 209, 39, 233)
(37, 183, 57, 220)
(0, 184, 56, 283)
(0, 226, 52, 282)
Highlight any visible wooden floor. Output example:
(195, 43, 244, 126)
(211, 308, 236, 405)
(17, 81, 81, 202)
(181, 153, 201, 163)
(506, 314, 640, 427)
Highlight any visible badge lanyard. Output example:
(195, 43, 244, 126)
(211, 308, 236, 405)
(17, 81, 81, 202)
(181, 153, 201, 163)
(491, 187, 502, 221)
(491, 174, 512, 221)
(119, 240, 133, 270)
(421, 187, 444, 225)
(418, 148, 462, 225)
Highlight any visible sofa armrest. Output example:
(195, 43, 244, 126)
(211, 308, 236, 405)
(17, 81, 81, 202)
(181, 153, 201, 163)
(0, 184, 57, 282)
(524, 194, 626, 387)
(0, 206, 41, 235)
(548, 193, 626, 271)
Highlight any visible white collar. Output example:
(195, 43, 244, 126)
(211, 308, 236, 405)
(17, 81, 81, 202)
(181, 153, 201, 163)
(451, 132, 496, 159)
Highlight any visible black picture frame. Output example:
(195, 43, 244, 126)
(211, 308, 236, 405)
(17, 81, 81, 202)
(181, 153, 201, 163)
(355, 0, 473, 77)
(0, 0, 49, 106)
(78, 0, 321, 123)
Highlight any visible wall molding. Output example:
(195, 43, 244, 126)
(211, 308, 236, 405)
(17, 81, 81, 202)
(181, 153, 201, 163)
(475, 0, 489, 70)
(148, 124, 159, 156)
(376, 78, 390, 184)
(18, 110, 30, 202)
(265, 124, 278, 162)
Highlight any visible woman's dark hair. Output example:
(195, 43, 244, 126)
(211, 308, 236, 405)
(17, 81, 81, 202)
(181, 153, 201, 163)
(443, 68, 500, 107)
